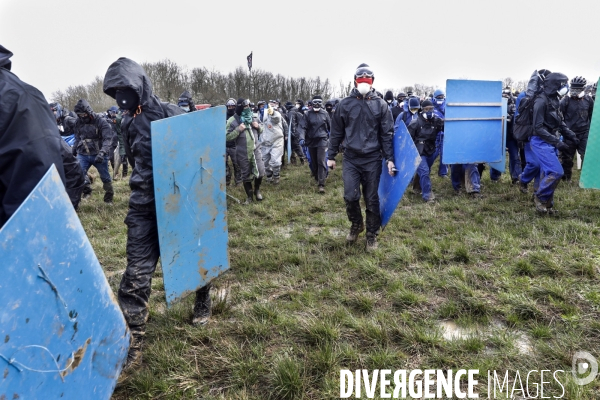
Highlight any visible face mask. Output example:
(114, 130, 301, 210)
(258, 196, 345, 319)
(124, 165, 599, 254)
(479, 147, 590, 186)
(579, 91, 585, 98)
(116, 88, 139, 111)
(557, 86, 568, 96)
(357, 82, 371, 96)
(435, 98, 444, 104)
(386, 99, 392, 104)
(410, 109, 419, 114)
(295, 104, 300, 109)
(423, 111, 433, 119)
(180, 106, 190, 112)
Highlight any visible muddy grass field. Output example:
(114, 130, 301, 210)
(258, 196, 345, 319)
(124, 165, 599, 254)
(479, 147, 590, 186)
(80, 160, 600, 399)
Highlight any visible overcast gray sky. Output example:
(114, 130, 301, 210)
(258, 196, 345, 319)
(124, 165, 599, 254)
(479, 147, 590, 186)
(1, 0, 599, 100)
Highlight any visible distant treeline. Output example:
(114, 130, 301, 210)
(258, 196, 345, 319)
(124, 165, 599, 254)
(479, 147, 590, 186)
(51, 59, 528, 113)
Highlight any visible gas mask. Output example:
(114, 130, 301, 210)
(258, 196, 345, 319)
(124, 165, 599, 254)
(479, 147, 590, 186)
(557, 84, 569, 96)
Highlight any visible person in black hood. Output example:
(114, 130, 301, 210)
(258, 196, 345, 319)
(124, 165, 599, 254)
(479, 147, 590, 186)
(50, 102, 77, 136)
(407, 99, 444, 202)
(559, 76, 594, 182)
(72, 99, 115, 203)
(328, 63, 395, 251)
(530, 72, 578, 213)
(103, 57, 213, 370)
(384, 90, 395, 109)
(177, 90, 196, 112)
(298, 95, 331, 193)
(225, 98, 242, 186)
(0, 44, 67, 227)
(287, 99, 307, 165)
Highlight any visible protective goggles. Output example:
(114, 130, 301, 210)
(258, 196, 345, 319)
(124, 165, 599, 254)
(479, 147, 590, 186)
(435, 95, 445, 100)
(354, 67, 374, 79)
(312, 100, 323, 106)
(240, 99, 251, 107)
(77, 112, 88, 118)
(422, 106, 434, 112)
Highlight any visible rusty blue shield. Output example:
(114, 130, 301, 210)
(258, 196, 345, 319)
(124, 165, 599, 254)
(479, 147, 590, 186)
(0, 165, 129, 399)
(151, 107, 230, 306)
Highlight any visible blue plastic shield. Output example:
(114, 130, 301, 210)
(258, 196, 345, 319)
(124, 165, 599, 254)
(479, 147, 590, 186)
(443, 80, 505, 164)
(0, 165, 129, 399)
(489, 98, 508, 173)
(152, 107, 230, 306)
(378, 121, 421, 229)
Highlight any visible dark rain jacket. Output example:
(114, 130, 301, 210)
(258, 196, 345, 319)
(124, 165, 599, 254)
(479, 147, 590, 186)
(297, 108, 331, 147)
(0, 45, 66, 227)
(407, 113, 444, 156)
(103, 57, 185, 210)
(532, 73, 577, 147)
(73, 99, 115, 156)
(288, 105, 304, 138)
(329, 88, 394, 162)
(560, 95, 594, 135)
(59, 139, 86, 210)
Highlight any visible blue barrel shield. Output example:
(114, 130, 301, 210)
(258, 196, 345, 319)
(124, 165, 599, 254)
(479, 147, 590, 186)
(151, 107, 230, 306)
(0, 165, 130, 399)
(443, 80, 505, 165)
(378, 120, 421, 229)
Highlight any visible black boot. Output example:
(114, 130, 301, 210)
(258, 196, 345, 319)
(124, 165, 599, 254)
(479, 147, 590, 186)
(243, 182, 254, 204)
(122, 328, 144, 372)
(254, 177, 263, 201)
(193, 283, 212, 326)
(103, 181, 114, 203)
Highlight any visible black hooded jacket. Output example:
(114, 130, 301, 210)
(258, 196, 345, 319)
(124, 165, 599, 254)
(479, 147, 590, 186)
(297, 108, 331, 147)
(407, 112, 444, 156)
(288, 100, 305, 137)
(0, 45, 66, 227)
(179, 90, 196, 112)
(560, 94, 594, 134)
(73, 99, 114, 156)
(532, 73, 577, 146)
(103, 57, 185, 210)
(328, 88, 394, 162)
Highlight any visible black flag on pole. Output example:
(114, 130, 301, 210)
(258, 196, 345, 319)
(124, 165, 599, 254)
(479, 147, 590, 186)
(247, 51, 252, 72)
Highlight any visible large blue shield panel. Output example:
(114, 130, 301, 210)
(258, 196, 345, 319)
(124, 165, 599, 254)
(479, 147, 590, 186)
(0, 165, 129, 399)
(378, 121, 421, 230)
(443, 80, 505, 164)
(488, 98, 508, 173)
(152, 107, 230, 307)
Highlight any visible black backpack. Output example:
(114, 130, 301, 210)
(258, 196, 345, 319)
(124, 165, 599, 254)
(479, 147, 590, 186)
(513, 95, 537, 142)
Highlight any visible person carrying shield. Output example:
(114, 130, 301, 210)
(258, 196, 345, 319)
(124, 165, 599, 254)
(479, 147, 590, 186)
(328, 63, 395, 251)
(103, 57, 214, 370)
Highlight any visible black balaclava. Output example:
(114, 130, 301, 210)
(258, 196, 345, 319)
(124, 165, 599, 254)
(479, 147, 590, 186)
(235, 98, 246, 116)
(116, 88, 140, 111)
(384, 91, 394, 104)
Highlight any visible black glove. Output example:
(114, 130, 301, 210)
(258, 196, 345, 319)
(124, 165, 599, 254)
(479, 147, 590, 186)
(556, 141, 569, 152)
(94, 152, 105, 164)
(72, 146, 77, 157)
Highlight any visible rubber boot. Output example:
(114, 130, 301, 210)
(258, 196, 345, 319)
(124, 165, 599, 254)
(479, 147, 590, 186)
(254, 178, 263, 201)
(103, 181, 114, 203)
(243, 182, 254, 204)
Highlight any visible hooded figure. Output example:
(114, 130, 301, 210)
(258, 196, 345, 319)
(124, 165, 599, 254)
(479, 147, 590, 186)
(286, 99, 307, 165)
(297, 95, 331, 192)
(529, 72, 578, 213)
(103, 57, 212, 370)
(0, 44, 67, 227)
(72, 98, 115, 203)
(177, 90, 196, 112)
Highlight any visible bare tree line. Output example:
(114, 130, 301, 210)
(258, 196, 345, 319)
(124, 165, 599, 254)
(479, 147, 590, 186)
(51, 59, 529, 112)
